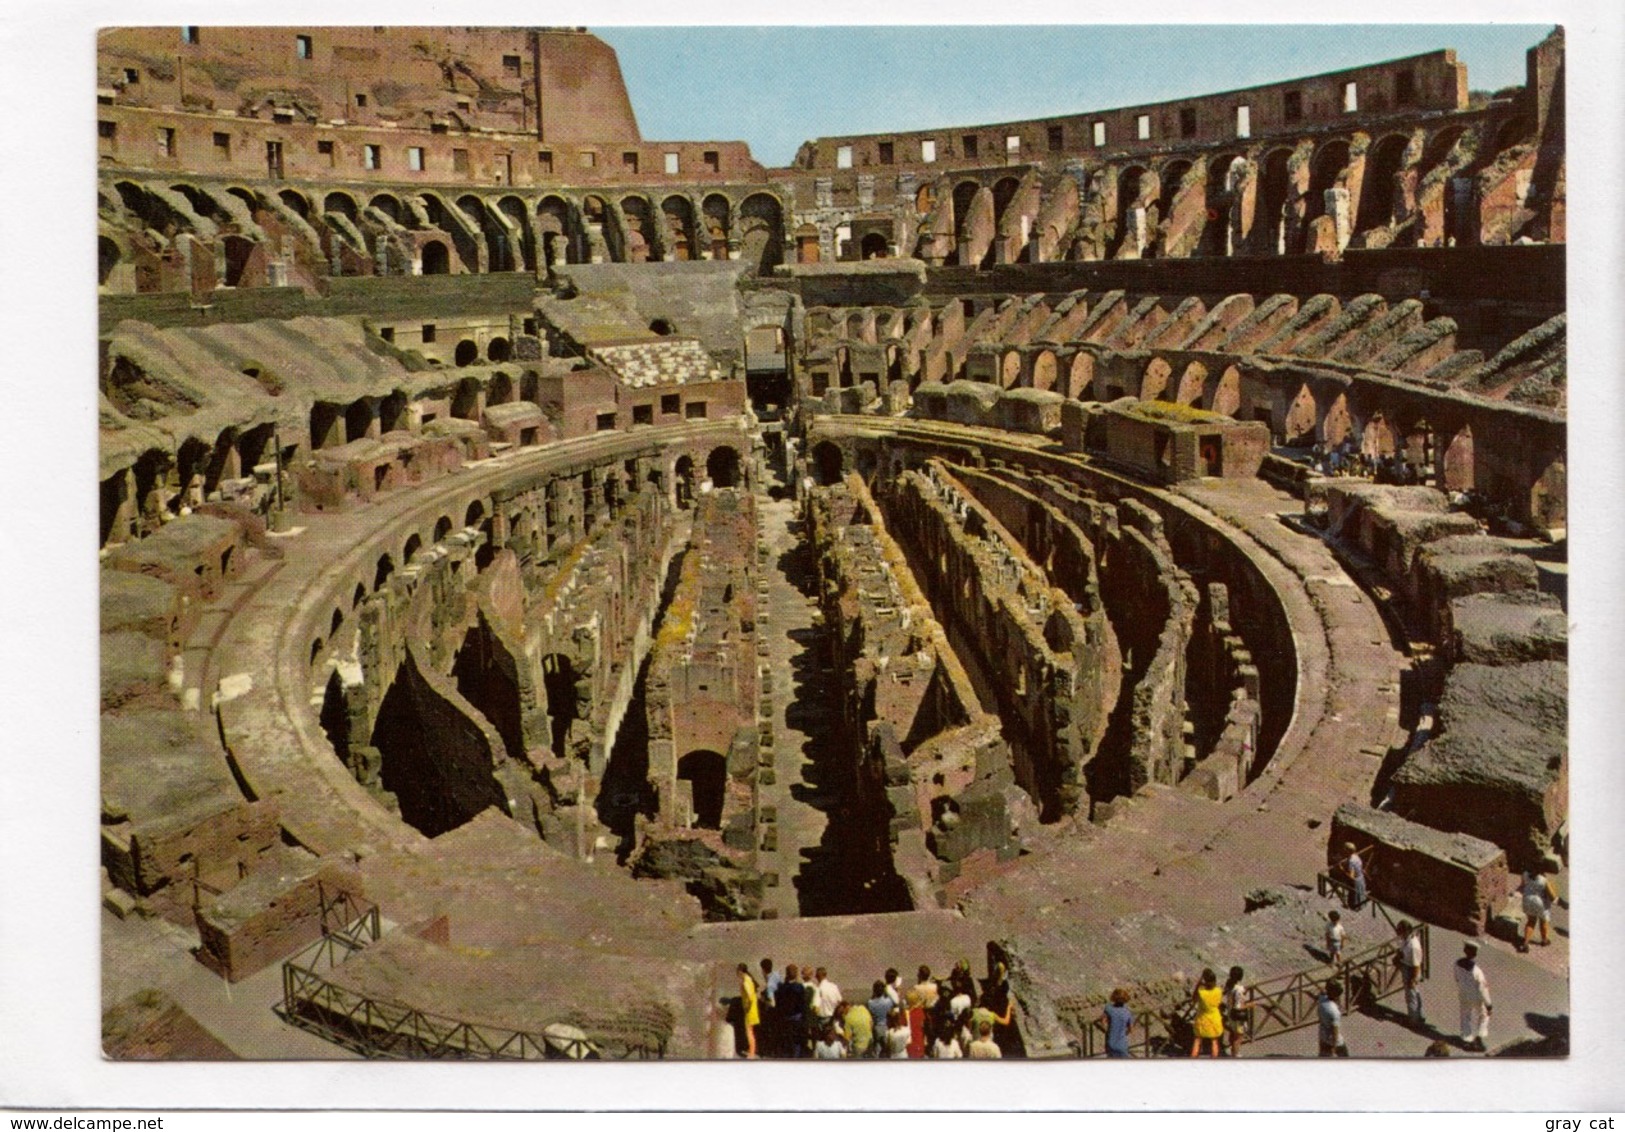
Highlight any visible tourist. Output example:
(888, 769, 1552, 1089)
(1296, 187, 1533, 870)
(756, 959, 780, 1054)
(844, 997, 874, 1058)
(1223, 966, 1251, 1057)
(780, 964, 808, 1057)
(947, 968, 975, 1019)
(812, 1022, 846, 1059)
(813, 966, 842, 1024)
(1317, 980, 1348, 1057)
(1520, 867, 1557, 951)
(737, 963, 759, 1058)
(1190, 968, 1225, 1058)
(931, 1023, 963, 1059)
(1101, 988, 1134, 1058)
(884, 967, 904, 1008)
(1338, 842, 1368, 909)
(968, 1021, 1002, 1059)
(1394, 921, 1425, 1028)
(866, 980, 894, 1057)
(759, 958, 781, 1008)
(886, 1006, 911, 1058)
(1454, 942, 1492, 1052)
(1325, 909, 1346, 962)
(904, 988, 928, 1058)
(979, 960, 1018, 1057)
(914, 965, 940, 1010)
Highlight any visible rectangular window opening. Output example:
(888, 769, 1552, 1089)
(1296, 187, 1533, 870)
(379, 327, 395, 343)
(579, 151, 597, 169)
(1396, 69, 1417, 107)
(156, 127, 174, 157)
(1137, 114, 1151, 141)
(633, 404, 654, 425)
(1047, 125, 1063, 152)
(921, 139, 937, 163)
(453, 149, 470, 174)
(124, 68, 140, 85)
(537, 150, 553, 174)
(1180, 108, 1197, 138)
(296, 35, 313, 60)
(660, 393, 681, 415)
(422, 324, 437, 343)
(355, 93, 368, 108)
(181, 27, 200, 45)
(836, 145, 853, 169)
(1005, 134, 1021, 155)
(502, 54, 522, 74)
(962, 135, 979, 160)
(1283, 91, 1303, 123)
(363, 144, 381, 170)
(1092, 121, 1106, 147)
(408, 146, 425, 172)
(212, 131, 231, 158)
(877, 141, 894, 165)
(1343, 81, 1359, 113)
(664, 151, 680, 175)
(684, 401, 708, 420)
(622, 151, 639, 173)
(98, 120, 117, 140)
(317, 139, 335, 165)
(703, 150, 719, 173)
(596, 412, 617, 432)
(1235, 105, 1252, 139)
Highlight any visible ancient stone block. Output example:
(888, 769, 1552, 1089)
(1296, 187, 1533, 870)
(1330, 803, 1510, 935)
(195, 855, 366, 982)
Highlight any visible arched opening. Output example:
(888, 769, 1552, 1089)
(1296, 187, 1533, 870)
(1140, 357, 1173, 401)
(1032, 350, 1058, 392)
(1442, 425, 1475, 491)
(812, 441, 845, 485)
(374, 553, 395, 590)
(330, 607, 344, 636)
(379, 391, 408, 433)
(420, 240, 450, 275)
(1284, 385, 1317, 445)
(344, 398, 375, 444)
(859, 232, 888, 260)
(1114, 166, 1151, 257)
(487, 337, 512, 363)
(678, 750, 727, 830)
(1001, 351, 1022, 389)
(674, 455, 695, 508)
(98, 236, 121, 285)
(536, 196, 576, 267)
(702, 194, 731, 260)
(1211, 365, 1242, 417)
(310, 402, 342, 450)
(434, 515, 453, 542)
(915, 184, 935, 215)
(738, 193, 784, 271)
(541, 653, 583, 760)
(1494, 117, 1532, 156)
(661, 196, 697, 261)
(459, 194, 514, 272)
(1361, 412, 1398, 458)
(454, 340, 479, 367)
(1256, 149, 1293, 255)
(497, 196, 535, 271)
(950, 181, 980, 265)
(1356, 134, 1410, 238)
(221, 235, 255, 287)
(352, 582, 367, 610)
(323, 192, 359, 223)
(1302, 141, 1350, 251)
(369, 194, 404, 224)
(619, 195, 658, 263)
(464, 500, 485, 528)
(649, 317, 677, 336)
(1201, 154, 1243, 256)
(402, 533, 423, 564)
(1152, 160, 1191, 256)
(1175, 361, 1208, 405)
(1322, 393, 1353, 448)
(278, 189, 311, 219)
(1067, 352, 1095, 400)
(706, 446, 741, 489)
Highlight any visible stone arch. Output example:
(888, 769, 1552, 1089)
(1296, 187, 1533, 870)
(221, 234, 256, 286)
(420, 239, 450, 275)
(1321, 392, 1353, 447)
(1442, 424, 1475, 491)
(1423, 127, 1468, 171)
(1283, 384, 1317, 444)
(1201, 152, 1243, 256)
(464, 499, 485, 528)
(706, 445, 742, 489)
(991, 177, 1021, 225)
(1153, 159, 1191, 256)
(661, 195, 698, 261)
(1032, 350, 1058, 392)
(1068, 352, 1095, 400)
(374, 552, 395, 590)
(452, 612, 524, 761)
(402, 532, 423, 564)
(1255, 149, 1294, 255)
(434, 515, 454, 542)
(98, 235, 122, 285)
(950, 180, 981, 263)
(322, 191, 359, 223)
(458, 194, 515, 271)
(1211, 365, 1242, 416)
(619, 194, 659, 263)
(278, 188, 312, 219)
(1356, 134, 1410, 237)
(344, 396, 376, 443)
(1360, 411, 1398, 458)
(674, 455, 695, 508)
(1139, 356, 1173, 401)
(1175, 360, 1208, 405)
(454, 340, 479, 367)
(1114, 165, 1153, 257)
(860, 232, 888, 260)
(1494, 117, 1533, 155)
(678, 749, 727, 829)
(496, 195, 535, 271)
(811, 440, 845, 485)
(487, 337, 512, 363)
(999, 350, 1022, 389)
(1302, 140, 1351, 250)
(352, 581, 368, 610)
(915, 184, 935, 215)
(536, 195, 578, 267)
(369, 193, 405, 224)
(701, 194, 731, 259)
(738, 193, 785, 272)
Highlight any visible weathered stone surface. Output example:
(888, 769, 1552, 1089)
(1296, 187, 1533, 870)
(195, 854, 365, 982)
(1450, 590, 1567, 665)
(1391, 661, 1566, 870)
(1330, 803, 1510, 935)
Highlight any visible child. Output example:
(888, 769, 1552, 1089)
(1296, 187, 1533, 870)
(1325, 909, 1346, 962)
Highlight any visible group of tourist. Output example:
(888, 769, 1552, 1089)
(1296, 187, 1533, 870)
(1306, 440, 1423, 485)
(725, 959, 1019, 1059)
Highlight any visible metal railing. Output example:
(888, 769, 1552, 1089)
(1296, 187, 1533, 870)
(1071, 896, 1429, 1057)
(276, 887, 669, 1060)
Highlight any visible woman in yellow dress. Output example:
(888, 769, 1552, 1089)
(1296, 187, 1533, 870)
(738, 963, 760, 1058)
(1190, 968, 1224, 1058)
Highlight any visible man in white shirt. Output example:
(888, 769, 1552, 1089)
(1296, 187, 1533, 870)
(1453, 942, 1492, 1052)
(968, 1021, 1002, 1059)
(813, 966, 842, 1023)
(1395, 920, 1425, 1027)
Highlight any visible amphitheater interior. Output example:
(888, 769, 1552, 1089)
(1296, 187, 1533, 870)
(97, 25, 1569, 1060)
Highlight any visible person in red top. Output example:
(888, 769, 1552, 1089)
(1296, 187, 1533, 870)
(905, 988, 927, 1058)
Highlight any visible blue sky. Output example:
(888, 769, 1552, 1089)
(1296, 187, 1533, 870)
(597, 25, 1551, 166)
